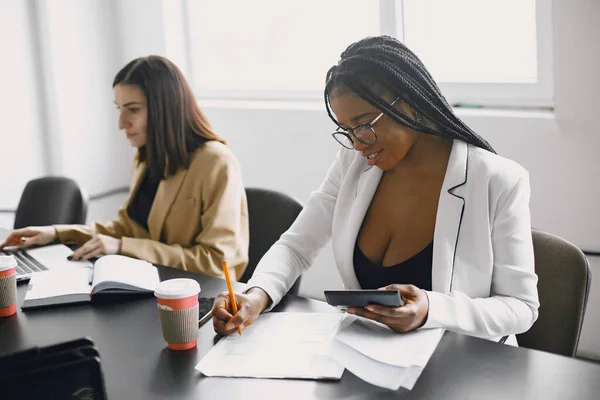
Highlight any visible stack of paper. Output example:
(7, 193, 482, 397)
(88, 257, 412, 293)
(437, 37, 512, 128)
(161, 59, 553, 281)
(328, 316, 444, 390)
(195, 312, 443, 391)
(196, 313, 345, 379)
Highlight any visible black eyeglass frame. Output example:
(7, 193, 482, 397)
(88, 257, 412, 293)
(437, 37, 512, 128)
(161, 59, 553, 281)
(331, 97, 401, 149)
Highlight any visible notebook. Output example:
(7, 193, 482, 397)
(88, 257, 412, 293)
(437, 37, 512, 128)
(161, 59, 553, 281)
(22, 254, 159, 309)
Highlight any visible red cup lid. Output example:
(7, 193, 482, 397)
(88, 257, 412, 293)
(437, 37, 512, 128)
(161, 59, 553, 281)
(0, 255, 16, 272)
(154, 278, 200, 299)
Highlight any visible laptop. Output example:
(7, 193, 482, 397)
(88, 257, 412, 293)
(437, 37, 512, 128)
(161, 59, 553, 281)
(0, 244, 92, 282)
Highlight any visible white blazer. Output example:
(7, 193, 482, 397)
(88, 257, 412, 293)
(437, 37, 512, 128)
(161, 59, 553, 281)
(248, 139, 539, 342)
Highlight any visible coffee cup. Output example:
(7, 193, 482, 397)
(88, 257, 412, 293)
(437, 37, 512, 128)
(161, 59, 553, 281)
(154, 278, 201, 350)
(0, 255, 17, 317)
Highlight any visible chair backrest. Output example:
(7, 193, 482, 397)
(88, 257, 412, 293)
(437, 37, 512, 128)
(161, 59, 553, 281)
(242, 188, 303, 293)
(516, 229, 591, 357)
(14, 177, 88, 229)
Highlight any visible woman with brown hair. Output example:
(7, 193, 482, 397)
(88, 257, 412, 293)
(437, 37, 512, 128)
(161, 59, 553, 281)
(1, 56, 249, 279)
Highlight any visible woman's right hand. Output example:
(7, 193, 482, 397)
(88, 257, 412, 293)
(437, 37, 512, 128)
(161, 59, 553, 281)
(0, 226, 57, 250)
(212, 287, 271, 335)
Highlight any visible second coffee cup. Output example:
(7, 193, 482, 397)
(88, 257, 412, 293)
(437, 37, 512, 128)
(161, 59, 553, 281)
(0, 255, 17, 317)
(154, 278, 200, 350)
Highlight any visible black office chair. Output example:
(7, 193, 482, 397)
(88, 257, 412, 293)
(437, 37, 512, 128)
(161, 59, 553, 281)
(242, 188, 303, 294)
(13, 177, 88, 229)
(516, 229, 591, 357)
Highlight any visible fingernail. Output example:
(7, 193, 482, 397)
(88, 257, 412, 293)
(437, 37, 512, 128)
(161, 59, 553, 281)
(225, 323, 233, 330)
(67, 255, 73, 261)
(20, 238, 26, 243)
(366, 306, 375, 312)
(347, 309, 355, 314)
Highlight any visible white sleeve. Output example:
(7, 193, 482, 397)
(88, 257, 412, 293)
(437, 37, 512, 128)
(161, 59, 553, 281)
(247, 149, 345, 310)
(421, 171, 540, 339)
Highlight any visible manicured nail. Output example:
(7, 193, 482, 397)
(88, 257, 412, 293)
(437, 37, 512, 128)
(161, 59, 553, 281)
(67, 255, 73, 261)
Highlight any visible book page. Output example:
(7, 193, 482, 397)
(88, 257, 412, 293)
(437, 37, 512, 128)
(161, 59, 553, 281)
(24, 268, 91, 302)
(91, 255, 159, 294)
(196, 312, 345, 380)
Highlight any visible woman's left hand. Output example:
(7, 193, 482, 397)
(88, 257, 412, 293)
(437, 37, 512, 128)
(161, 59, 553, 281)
(347, 284, 429, 333)
(70, 234, 121, 261)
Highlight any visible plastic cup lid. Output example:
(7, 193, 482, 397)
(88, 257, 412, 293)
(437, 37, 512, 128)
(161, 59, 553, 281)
(0, 255, 17, 272)
(154, 278, 200, 299)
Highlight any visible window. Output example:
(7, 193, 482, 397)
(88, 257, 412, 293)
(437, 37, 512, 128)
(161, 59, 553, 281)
(401, 0, 552, 107)
(170, 0, 552, 107)
(181, 0, 380, 100)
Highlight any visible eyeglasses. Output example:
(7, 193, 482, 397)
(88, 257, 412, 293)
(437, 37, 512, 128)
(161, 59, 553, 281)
(331, 97, 400, 149)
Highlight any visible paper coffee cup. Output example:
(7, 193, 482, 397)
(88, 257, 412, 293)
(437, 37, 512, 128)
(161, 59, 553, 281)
(0, 255, 17, 317)
(154, 278, 201, 350)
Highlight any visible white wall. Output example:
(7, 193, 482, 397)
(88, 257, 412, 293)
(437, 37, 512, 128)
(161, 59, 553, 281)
(38, 0, 131, 194)
(0, 1, 45, 211)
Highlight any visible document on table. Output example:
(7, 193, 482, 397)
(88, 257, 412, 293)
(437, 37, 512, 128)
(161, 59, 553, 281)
(196, 312, 345, 380)
(329, 316, 444, 391)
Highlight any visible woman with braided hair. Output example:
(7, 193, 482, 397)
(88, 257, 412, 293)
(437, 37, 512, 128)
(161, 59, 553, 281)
(212, 36, 539, 345)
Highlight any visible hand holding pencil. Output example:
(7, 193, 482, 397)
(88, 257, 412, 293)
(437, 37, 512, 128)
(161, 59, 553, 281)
(211, 261, 272, 336)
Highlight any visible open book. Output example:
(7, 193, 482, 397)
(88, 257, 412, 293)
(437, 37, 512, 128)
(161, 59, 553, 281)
(22, 255, 160, 309)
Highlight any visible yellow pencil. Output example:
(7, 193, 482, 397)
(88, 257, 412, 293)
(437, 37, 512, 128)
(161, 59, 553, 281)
(222, 260, 242, 335)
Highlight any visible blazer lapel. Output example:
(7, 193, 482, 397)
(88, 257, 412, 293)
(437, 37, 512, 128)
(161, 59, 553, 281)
(126, 161, 147, 208)
(432, 140, 468, 293)
(147, 167, 189, 241)
(339, 165, 383, 289)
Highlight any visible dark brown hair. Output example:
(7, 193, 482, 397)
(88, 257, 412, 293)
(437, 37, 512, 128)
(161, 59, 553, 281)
(325, 36, 495, 153)
(113, 55, 226, 181)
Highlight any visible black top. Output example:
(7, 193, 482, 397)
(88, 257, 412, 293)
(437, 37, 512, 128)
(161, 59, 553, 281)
(127, 171, 160, 231)
(353, 241, 433, 291)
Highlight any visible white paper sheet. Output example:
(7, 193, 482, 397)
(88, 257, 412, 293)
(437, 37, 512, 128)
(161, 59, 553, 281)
(329, 339, 410, 391)
(335, 317, 444, 368)
(0, 227, 10, 243)
(26, 244, 92, 269)
(196, 312, 345, 380)
(329, 315, 443, 391)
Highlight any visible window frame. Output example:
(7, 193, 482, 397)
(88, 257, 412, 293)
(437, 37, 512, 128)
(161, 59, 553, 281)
(166, 0, 553, 108)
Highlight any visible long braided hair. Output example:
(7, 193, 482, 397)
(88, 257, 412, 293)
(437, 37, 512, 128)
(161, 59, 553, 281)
(325, 36, 495, 153)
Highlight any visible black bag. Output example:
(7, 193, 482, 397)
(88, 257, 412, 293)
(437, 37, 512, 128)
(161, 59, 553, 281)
(0, 337, 107, 399)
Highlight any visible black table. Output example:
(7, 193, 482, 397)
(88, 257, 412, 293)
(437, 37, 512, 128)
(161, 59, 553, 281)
(1, 266, 599, 399)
